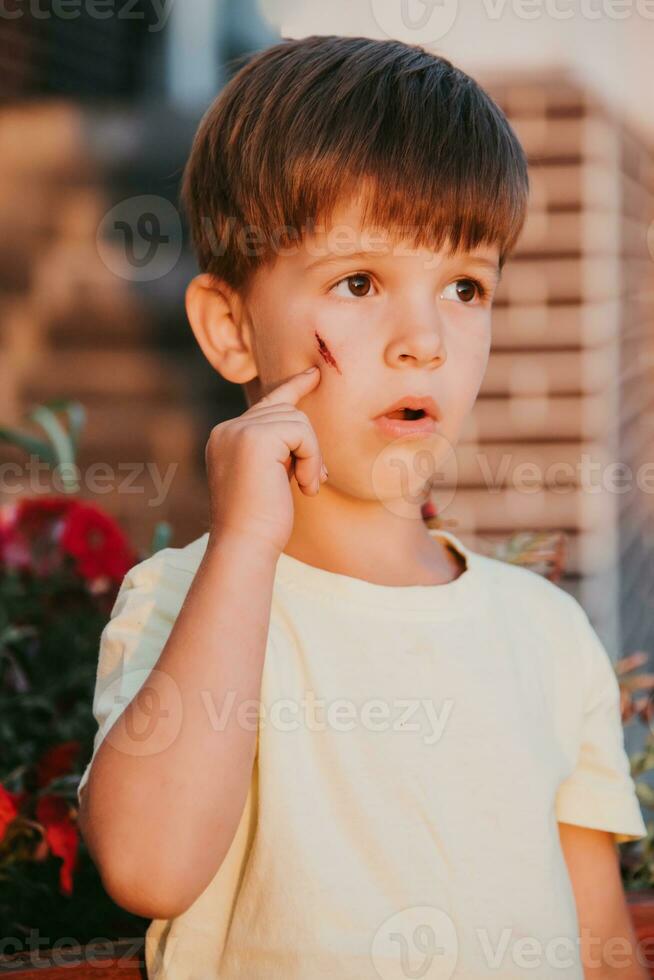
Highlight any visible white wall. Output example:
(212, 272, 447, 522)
(257, 0, 654, 143)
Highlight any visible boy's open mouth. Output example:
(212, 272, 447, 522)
(375, 394, 440, 421)
(385, 408, 426, 420)
(373, 395, 440, 439)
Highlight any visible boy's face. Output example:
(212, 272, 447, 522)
(216, 190, 500, 506)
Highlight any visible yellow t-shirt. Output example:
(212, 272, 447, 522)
(78, 528, 646, 980)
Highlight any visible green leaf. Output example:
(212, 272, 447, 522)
(150, 521, 173, 556)
(0, 624, 38, 645)
(41, 400, 86, 456)
(0, 425, 56, 464)
(635, 781, 654, 807)
(27, 405, 78, 491)
(630, 751, 648, 774)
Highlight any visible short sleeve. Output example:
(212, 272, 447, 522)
(77, 550, 194, 806)
(554, 605, 647, 844)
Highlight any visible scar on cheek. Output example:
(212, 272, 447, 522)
(314, 330, 342, 375)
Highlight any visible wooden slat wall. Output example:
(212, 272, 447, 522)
(0, 101, 214, 550)
(431, 74, 654, 658)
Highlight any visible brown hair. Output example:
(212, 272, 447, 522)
(180, 34, 529, 293)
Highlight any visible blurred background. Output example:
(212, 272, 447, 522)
(1, 0, 654, 955)
(1, 0, 652, 659)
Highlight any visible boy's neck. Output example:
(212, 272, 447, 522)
(282, 480, 463, 587)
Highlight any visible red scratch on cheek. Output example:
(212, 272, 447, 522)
(314, 330, 342, 375)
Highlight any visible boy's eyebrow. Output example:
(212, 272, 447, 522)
(304, 249, 388, 272)
(304, 249, 501, 280)
(465, 257, 502, 282)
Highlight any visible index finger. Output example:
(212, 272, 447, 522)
(256, 366, 321, 408)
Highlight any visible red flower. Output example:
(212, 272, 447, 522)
(36, 795, 79, 896)
(16, 496, 73, 529)
(0, 783, 22, 841)
(35, 740, 81, 789)
(0, 496, 72, 574)
(0, 495, 137, 584)
(60, 501, 137, 582)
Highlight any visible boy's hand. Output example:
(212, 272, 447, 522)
(204, 366, 327, 555)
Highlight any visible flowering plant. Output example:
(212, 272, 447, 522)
(0, 401, 170, 942)
(614, 652, 654, 891)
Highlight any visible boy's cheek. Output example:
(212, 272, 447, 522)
(246, 320, 306, 385)
(309, 313, 369, 379)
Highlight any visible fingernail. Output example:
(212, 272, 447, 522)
(320, 462, 328, 481)
(304, 366, 318, 374)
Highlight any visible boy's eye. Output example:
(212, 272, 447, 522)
(441, 278, 487, 304)
(330, 274, 488, 304)
(331, 273, 374, 298)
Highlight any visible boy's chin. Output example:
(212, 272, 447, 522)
(370, 488, 437, 521)
(340, 471, 439, 520)
(366, 441, 453, 509)
(316, 468, 431, 515)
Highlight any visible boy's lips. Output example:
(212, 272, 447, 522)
(373, 413, 438, 439)
(374, 395, 441, 421)
(372, 395, 441, 440)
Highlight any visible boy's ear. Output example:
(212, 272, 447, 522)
(185, 273, 257, 384)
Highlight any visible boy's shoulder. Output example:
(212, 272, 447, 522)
(462, 535, 585, 628)
(129, 527, 578, 599)
(115, 532, 210, 610)
(126, 531, 211, 580)
(124, 529, 584, 634)
(468, 542, 571, 598)
(445, 528, 570, 598)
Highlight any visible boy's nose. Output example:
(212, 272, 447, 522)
(385, 320, 447, 368)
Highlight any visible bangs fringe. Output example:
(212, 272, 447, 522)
(182, 36, 529, 289)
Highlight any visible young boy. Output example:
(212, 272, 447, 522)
(77, 35, 649, 980)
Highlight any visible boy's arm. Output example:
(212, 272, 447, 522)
(79, 366, 324, 920)
(80, 528, 278, 921)
(558, 822, 649, 979)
